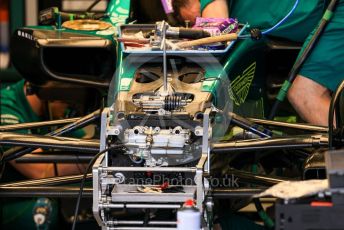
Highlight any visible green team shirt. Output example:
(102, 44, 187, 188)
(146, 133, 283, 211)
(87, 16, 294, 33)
(201, 0, 326, 42)
(201, 0, 344, 92)
(0, 80, 44, 185)
(1, 80, 41, 131)
(0, 79, 86, 136)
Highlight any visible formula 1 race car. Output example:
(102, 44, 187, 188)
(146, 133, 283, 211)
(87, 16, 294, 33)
(1, 1, 343, 229)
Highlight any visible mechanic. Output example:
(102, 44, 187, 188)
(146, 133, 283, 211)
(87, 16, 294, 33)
(174, 0, 344, 126)
(0, 79, 87, 229)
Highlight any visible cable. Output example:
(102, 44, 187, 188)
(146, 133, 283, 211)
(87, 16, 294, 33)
(239, 0, 299, 39)
(328, 80, 344, 149)
(75, 153, 84, 174)
(254, 198, 274, 228)
(71, 145, 124, 230)
(268, 0, 339, 119)
(250, 160, 274, 228)
(262, 0, 299, 35)
(0, 147, 5, 180)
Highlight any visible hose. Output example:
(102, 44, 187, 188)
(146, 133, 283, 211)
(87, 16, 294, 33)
(268, 0, 339, 119)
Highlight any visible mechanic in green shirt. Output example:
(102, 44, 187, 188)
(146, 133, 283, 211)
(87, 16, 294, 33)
(1, 79, 86, 178)
(174, 0, 344, 126)
(0, 79, 87, 229)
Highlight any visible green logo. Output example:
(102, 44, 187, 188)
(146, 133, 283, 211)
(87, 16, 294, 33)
(228, 62, 256, 106)
(108, 0, 130, 24)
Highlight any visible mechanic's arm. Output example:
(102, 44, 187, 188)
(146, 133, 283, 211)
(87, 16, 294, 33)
(10, 152, 86, 179)
(202, 0, 229, 18)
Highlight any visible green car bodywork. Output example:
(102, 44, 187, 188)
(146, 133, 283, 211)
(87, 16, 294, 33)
(18, 0, 274, 118)
(107, 0, 268, 118)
